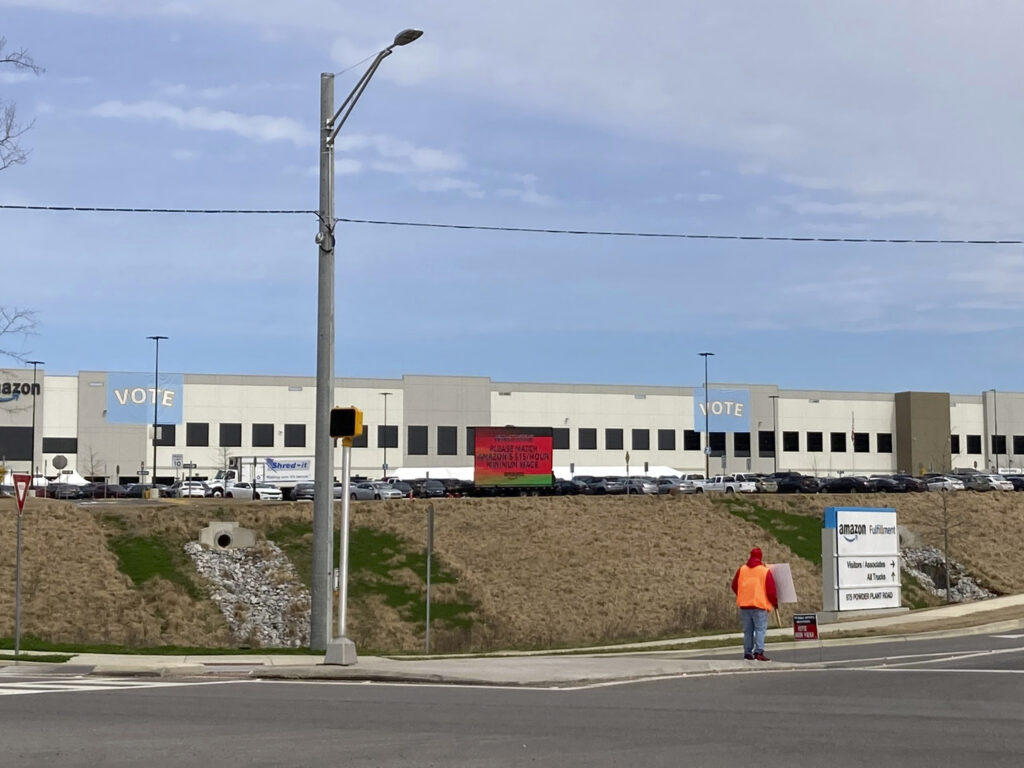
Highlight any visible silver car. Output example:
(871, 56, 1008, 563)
(925, 476, 965, 492)
(370, 481, 407, 500)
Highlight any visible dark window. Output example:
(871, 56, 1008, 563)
(993, 434, 1007, 455)
(252, 423, 273, 448)
(830, 432, 846, 452)
(605, 428, 623, 450)
(683, 430, 701, 451)
(966, 434, 982, 454)
(409, 426, 428, 455)
(950, 434, 961, 454)
(437, 426, 457, 455)
(733, 432, 750, 458)
(853, 432, 870, 453)
(783, 431, 800, 452)
(378, 424, 398, 449)
(758, 430, 775, 457)
(877, 433, 893, 453)
(42, 436, 78, 454)
(219, 423, 242, 448)
(351, 423, 368, 448)
(658, 429, 676, 451)
(153, 425, 175, 447)
(553, 428, 570, 450)
(579, 428, 597, 450)
(0, 426, 31, 460)
(1014, 436, 1024, 455)
(466, 427, 475, 456)
(284, 423, 306, 448)
(807, 432, 823, 452)
(631, 429, 650, 451)
(709, 432, 725, 457)
(186, 422, 209, 447)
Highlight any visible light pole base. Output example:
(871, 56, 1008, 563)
(324, 637, 358, 666)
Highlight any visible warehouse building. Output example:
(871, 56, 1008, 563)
(0, 368, 1018, 483)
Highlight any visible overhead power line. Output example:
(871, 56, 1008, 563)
(1, 203, 1021, 245)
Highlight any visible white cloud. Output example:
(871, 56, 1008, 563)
(497, 174, 553, 206)
(697, 193, 723, 203)
(413, 177, 483, 198)
(89, 99, 311, 145)
(170, 147, 198, 160)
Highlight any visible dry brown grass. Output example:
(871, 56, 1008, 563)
(0, 491, 1021, 651)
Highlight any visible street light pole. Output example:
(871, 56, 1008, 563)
(990, 389, 999, 473)
(769, 395, 780, 474)
(699, 352, 714, 479)
(314, 28, 423, 661)
(146, 336, 167, 497)
(380, 391, 392, 478)
(26, 360, 44, 480)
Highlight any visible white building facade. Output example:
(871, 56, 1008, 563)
(0, 368, 1017, 483)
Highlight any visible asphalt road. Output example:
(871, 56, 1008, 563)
(2, 631, 1023, 767)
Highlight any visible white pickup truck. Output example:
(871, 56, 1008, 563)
(695, 474, 757, 494)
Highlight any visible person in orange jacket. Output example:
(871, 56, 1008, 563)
(731, 547, 777, 661)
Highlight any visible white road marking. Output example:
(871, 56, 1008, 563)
(0, 678, 241, 697)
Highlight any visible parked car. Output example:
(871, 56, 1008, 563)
(595, 477, 626, 495)
(369, 481, 407, 500)
(656, 476, 681, 494)
(45, 482, 86, 500)
(167, 480, 208, 498)
(551, 478, 581, 495)
(1004, 475, 1024, 492)
(349, 482, 378, 501)
(963, 474, 1013, 492)
(768, 472, 820, 494)
(411, 479, 447, 498)
(291, 481, 315, 500)
(224, 481, 283, 501)
(925, 476, 965, 492)
(387, 480, 414, 498)
(891, 475, 927, 492)
(866, 475, 902, 493)
(121, 483, 169, 498)
(623, 477, 659, 494)
(81, 482, 128, 499)
(696, 475, 757, 494)
(820, 476, 874, 494)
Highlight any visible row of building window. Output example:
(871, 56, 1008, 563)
(40, 423, 1013, 457)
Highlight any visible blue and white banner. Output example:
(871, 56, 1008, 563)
(106, 372, 184, 424)
(693, 388, 750, 433)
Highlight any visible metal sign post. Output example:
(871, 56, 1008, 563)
(325, 440, 357, 665)
(425, 503, 434, 654)
(12, 474, 30, 659)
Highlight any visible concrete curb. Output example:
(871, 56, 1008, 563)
(88, 663, 208, 678)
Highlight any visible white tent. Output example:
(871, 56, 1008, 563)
(52, 469, 90, 485)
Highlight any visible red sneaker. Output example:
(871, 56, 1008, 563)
(754, 652, 771, 662)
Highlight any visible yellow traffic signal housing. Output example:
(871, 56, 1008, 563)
(330, 406, 364, 439)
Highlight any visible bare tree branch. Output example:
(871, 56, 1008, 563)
(0, 36, 44, 171)
(0, 306, 38, 362)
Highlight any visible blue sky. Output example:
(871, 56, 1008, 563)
(3, 2, 1024, 394)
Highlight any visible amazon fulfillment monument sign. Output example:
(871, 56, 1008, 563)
(823, 506, 901, 613)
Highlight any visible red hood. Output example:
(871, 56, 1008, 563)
(746, 554, 764, 568)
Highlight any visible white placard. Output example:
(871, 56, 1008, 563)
(768, 563, 798, 604)
(837, 556, 901, 589)
(838, 587, 901, 610)
(835, 509, 899, 556)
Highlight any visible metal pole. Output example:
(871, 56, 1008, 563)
(312, 72, 336, 652)
(770, 395, 779, 474)
(993, 389, 999, 473)
(27, 360, 43, 480)
(326, 442, 357, 664)
(147, 336, 166, 496)
(700, 352, 714, 478)
(381, 391, 391, 478)
(14, 514, 21, 658)
(425, 503, 433, 654)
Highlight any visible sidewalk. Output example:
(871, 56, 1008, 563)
(5, 594, 1023, 688)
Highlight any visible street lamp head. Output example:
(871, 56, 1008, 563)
(699, 351, 714, 358)
(392, 28, 423, 47)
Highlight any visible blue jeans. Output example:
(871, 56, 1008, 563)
(740, 607, 768, 656)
